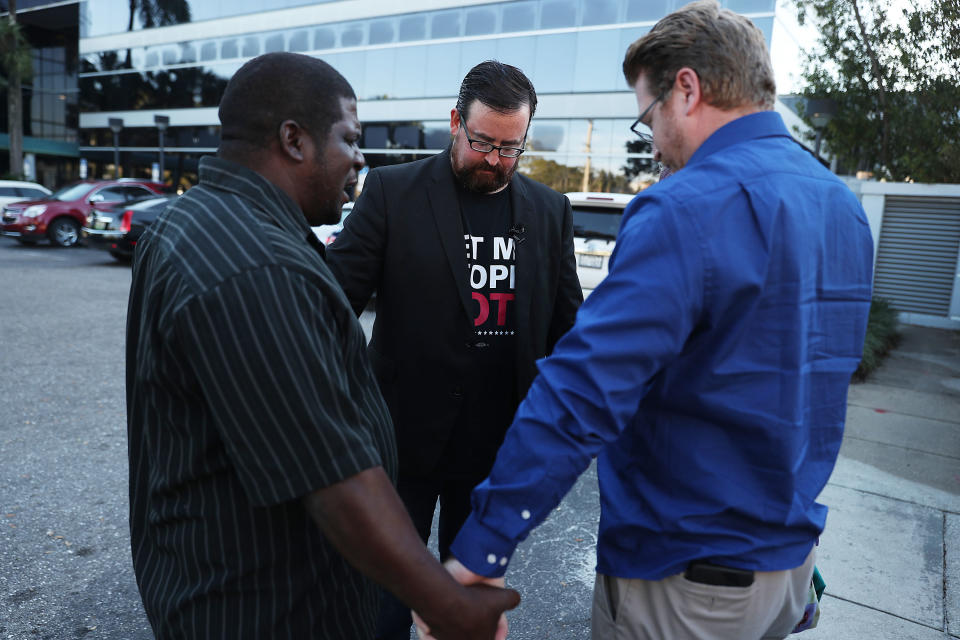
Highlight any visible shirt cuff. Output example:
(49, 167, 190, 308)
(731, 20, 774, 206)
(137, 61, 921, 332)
(450, 512, 518, 578)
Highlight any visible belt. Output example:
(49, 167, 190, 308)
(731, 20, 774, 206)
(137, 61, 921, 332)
(684, 561, 755, 587)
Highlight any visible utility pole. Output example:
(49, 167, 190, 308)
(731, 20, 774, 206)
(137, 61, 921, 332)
(581, 119, 593, 193)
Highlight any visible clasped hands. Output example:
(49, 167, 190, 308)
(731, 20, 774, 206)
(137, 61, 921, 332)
(412, 558, 518, 640)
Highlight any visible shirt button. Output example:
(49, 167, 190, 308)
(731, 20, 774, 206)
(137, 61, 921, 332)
(499, 557, 508, 566)
(487, 553, 497, 564)
(521, 509, 531, 520)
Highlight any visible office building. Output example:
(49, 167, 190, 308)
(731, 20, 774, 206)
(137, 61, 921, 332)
(77, 0, 794, 192)
(0, 0, 79, 187)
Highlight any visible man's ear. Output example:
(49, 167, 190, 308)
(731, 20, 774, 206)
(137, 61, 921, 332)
(278, 119, 306, 162)
(673, 67, 701, 116)
(449, 108, 460, 137)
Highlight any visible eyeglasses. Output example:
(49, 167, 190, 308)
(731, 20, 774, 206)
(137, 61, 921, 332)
(457, 110, 526, 158)
(629, 92, 665, 144)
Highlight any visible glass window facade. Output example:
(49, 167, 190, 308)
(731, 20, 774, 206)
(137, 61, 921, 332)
(80, 0, 773, 105)
(78, 0, 778, 193)
(2, 44, 80, 144)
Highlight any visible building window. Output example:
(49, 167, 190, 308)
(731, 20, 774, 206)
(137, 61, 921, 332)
(625, 0, 670, 22)
(465, 8, 498, 36)
(431, 10, 462, 39)
(220, 39, 238, 59)
(540, 0, 578, 29)
(341, 22, 366, 47)
(289, 30, 310, 52)
(369, 19, 396, 45)
(502, 1, 537, 32)
(315, 27, 336, 50)
(398, 15, 427, 42)
(582, 0, 620, 26)
(264, 34, 286, 53)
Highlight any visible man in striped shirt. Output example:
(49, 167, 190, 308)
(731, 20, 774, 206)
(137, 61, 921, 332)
(126, 52, 518, 640)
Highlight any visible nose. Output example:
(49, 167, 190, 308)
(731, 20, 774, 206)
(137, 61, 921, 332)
(484, 149, 500, 166)
(354, 147, 365, 170)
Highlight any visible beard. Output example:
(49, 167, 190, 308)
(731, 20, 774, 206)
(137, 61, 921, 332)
(654, 102, 687, 172)
(307, 147, 349, 226)
(451, 147, 517, 194)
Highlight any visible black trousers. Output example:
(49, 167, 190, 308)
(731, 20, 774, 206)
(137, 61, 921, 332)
(375, 471, 486, 640)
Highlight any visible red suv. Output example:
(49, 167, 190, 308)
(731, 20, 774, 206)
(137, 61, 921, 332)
(1, 179, 166, 247)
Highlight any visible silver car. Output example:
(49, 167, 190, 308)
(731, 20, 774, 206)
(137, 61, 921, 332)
(565, 192, 635, 294)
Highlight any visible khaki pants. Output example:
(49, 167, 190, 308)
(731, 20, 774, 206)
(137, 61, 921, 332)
(591, 548, 815, 640)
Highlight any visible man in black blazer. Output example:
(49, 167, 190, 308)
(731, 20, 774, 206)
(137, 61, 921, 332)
(326, 60, 582, 640)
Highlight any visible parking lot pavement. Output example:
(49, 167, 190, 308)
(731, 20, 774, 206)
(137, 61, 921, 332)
(0, 238, 153, 639)
(5, 236, 959, 640)
(0, 237, 599, 639)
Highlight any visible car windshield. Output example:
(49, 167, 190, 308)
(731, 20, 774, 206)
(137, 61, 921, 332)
(51, 183, 93, 201)
(572, 205, 622, 241)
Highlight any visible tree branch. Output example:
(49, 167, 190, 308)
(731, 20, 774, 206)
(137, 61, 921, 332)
(851, 0, 890, 175)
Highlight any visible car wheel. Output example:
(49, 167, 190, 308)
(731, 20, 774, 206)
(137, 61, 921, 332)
(48, 218, 80, 247)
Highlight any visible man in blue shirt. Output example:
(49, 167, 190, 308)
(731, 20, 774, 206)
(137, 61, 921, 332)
(421, 1, 874, 639)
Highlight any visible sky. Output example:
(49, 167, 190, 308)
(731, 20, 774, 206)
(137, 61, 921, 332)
(769, 0, 922, 95)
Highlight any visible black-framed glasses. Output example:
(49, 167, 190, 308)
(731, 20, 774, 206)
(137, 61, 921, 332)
(629, 92, 665, 144)
(457, 109, 526, 158)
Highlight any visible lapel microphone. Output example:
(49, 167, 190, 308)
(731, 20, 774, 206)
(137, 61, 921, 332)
(508, 223, 526, 244)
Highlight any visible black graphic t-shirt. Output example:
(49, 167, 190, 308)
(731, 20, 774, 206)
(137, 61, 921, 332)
(460, 185, 516, 341)
(442, 182, 519, 474)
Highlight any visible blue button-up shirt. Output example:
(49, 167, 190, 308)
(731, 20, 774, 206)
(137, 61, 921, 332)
(451, 112, 874, 580)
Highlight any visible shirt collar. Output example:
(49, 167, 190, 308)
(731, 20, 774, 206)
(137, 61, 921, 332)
(198, 156, 313, 240)
(686, 111, 790, 168)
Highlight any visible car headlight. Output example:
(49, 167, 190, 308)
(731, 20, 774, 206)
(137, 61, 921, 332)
(23, 205, 47, 218)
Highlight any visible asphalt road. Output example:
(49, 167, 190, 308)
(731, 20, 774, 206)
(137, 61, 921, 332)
(0, 236, 600, 639)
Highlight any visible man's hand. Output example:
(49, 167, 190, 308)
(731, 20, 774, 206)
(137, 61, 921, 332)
(413, 557, 514, 640)
(302, 469, 517, 640)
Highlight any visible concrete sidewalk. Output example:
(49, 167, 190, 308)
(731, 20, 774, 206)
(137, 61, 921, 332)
(807, 324, 960, 639)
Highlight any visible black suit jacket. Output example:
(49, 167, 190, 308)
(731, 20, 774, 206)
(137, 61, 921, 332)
(327, 150, 582, 476)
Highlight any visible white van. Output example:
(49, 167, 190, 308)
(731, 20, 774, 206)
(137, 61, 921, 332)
(565, 191, 635, 294)
(0, 180, 51, 210)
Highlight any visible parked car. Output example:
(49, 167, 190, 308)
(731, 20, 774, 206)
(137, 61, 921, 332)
(83, 195, 178, 262)
(565, 192, 635, 293)
(312, 202, 353, 245)
(1, 178, 167, 247)
(0, 180, 51, 209)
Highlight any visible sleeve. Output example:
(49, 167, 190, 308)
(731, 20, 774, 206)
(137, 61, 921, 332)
(546, 194, 583, 354)
(325, 170, 389, 316)
(450, 196, 705, 576)
(174, 265, 385, 507)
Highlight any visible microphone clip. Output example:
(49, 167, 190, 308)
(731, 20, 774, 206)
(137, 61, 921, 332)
(508, 223, 526, 244)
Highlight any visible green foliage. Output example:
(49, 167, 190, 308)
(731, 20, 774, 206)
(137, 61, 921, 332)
(0, 19, 33, 89)
(853, 297, 901, 381)
(793, 0, 960, 182)
(519, 155, 635, 194)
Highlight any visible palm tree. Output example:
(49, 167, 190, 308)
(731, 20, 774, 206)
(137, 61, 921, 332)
(124, 0, 191, 67)
(0, 0, 32, 179)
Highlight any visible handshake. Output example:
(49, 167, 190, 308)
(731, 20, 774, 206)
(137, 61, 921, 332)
(410, 558, 519, 640)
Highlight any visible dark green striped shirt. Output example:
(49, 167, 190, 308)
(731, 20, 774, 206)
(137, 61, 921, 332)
(126, 156, 396, 639)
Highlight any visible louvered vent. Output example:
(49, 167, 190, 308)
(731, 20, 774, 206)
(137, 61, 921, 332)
(872, 196, 960, 316)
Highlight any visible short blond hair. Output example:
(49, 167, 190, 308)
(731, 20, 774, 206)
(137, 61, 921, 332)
(622, 0, 776, 110)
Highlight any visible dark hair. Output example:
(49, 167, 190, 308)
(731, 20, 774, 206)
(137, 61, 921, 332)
(455, 60, 538, 122)
(218, 52, 356, 153)
(622, 0, 775, 110)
